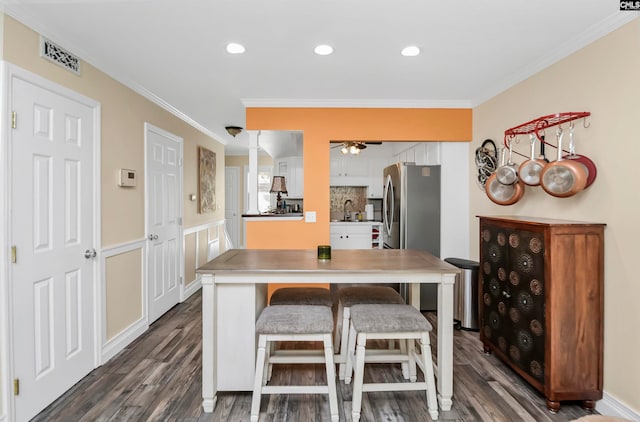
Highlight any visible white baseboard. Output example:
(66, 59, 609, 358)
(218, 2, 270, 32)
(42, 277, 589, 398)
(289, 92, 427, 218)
(101, 317, 149, 363)
(182, 276, 201, 301)
(597, 391, 640, 421)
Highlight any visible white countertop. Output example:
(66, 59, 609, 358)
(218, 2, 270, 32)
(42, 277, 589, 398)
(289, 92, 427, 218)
(330, 220, 382, 225)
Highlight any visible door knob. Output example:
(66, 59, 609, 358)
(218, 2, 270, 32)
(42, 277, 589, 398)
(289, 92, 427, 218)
(148, 234, 158, 240)
(84, 249, 97, 259)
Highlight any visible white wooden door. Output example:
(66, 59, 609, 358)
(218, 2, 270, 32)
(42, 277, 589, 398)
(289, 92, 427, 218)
(224, 167, 240, 248)
(145, 124, 182, 323)
(10, 75, 98, 421)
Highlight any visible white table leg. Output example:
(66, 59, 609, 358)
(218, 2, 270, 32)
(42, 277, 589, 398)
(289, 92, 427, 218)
(437, 275, 455, 411)
(201, 274, 218, 412)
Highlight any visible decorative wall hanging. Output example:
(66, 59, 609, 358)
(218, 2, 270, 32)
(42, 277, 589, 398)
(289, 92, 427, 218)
(198, 146, 217, 213)
(475, 139, 498, 189)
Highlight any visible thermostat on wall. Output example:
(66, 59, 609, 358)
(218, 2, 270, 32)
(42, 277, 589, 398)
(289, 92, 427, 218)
(118, 169, 137, 187)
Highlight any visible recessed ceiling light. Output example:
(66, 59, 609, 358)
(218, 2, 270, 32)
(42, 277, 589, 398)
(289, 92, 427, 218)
(401, 46, 420, 57)
(226, 43, 245, 54)
(314, 44, 334, 56)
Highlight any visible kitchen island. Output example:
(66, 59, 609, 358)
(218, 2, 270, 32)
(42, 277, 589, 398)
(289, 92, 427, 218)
(197, 248, 459, 413)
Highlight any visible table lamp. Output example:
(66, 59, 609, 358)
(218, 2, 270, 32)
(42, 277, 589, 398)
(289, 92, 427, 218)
(270, 176, 288, 211)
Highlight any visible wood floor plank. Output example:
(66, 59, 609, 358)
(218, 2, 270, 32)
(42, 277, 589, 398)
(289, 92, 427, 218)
(33, 290, 600, 422)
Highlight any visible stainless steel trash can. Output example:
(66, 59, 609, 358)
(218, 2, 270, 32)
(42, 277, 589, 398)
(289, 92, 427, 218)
(444, 258, 480, 331)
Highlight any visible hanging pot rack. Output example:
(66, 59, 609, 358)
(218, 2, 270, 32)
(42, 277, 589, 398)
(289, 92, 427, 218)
(504, 112, 591, 159)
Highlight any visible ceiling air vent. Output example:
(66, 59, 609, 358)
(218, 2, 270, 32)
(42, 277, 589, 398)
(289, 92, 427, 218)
(40, 37, 81, 75)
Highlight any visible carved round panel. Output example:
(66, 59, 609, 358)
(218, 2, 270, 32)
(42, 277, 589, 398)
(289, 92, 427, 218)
(483, 292, 492, 306)
(497, 232, 506, 246)
(509, 233, 520, 248)
(517, 330, 534, 353)
(498, 336, 507, 352)
(482, 229, 491, 242)
(509, 307, 521, 323)
(517, 291, 534, 314)
(498, 267, 507, 281)
(509, 345, 521, 361)
(498, 301, 507, 315)
(530, 360, 543, 378)
(516, 253, 534, 274)
(530, 279, 543, 296)
(483, 261, 492, 275)
(529, 237, 543, 254)
(509, 270, 520, 286)
(530, 319, 543, 336)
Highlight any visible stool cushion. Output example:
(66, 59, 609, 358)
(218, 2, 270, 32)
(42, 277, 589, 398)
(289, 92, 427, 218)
(270, 287, 333, 307)
(350, 304, 432, 333)
(256, 305, 334, 334)
(339, 286, 404, 307)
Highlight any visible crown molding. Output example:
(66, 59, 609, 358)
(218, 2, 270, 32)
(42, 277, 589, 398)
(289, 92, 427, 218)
(242, 98, 473, 109)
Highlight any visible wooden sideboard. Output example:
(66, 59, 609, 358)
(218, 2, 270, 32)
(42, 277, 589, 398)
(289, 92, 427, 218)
(478, 216, 605, 412)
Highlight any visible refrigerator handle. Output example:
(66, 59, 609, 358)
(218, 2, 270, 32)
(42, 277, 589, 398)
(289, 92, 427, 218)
(383, 174, 394, 236)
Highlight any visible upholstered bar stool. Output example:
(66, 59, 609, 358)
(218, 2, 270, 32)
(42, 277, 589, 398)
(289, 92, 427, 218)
(266, 287, 333, 381)
(270, 287, 333, 307)
(334, 286, 404, 379)
(345, 304, 438, 422)
(251, 305, 339, 422)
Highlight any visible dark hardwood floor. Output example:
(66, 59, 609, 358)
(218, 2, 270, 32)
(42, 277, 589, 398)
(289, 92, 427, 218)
(33, 291, 598, 422)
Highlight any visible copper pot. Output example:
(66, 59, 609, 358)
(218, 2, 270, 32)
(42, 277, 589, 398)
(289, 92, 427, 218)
(562, 126, 597, 189)
(486, 148, 525, 205)
(540, 128, 587, 197)
(518, 134, 546, 186)
(486, 175, 525, 205)
(496, 140, 518, 185)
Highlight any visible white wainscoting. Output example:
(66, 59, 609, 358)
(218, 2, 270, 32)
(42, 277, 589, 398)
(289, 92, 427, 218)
(100, 238, 147, 363)
(182, 220, 227, 300)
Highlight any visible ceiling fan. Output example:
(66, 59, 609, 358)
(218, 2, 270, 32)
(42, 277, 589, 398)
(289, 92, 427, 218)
(331, 141, 382, 155)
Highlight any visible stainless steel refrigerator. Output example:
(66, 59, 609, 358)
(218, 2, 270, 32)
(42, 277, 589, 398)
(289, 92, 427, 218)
(383, 163, 441, 310)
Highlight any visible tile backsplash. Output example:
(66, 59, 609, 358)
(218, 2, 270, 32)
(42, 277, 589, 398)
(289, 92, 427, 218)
(330, 186, 381, 221)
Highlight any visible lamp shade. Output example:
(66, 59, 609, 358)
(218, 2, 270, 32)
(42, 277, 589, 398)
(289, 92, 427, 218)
(269, 176, 288, 194)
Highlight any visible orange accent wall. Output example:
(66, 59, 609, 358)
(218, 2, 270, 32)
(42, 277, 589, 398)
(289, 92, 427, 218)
(245, 107, 472, 296)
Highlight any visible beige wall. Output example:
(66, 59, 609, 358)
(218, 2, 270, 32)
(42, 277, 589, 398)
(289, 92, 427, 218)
(105, 249, 143, 339)
(2, 16, 223, 347)
(471, 19, 640, 413)
(184, 233, 197, 286)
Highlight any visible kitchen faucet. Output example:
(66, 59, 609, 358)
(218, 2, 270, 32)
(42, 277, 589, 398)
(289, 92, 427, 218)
(343, 199, 353, 221)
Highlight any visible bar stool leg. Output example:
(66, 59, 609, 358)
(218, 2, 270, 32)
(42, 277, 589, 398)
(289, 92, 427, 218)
(337, 306, 351, 380)
(421, 332, 439, 420)
(344, 322, 358, 384)
(407, 338, 417, 382)
(251, 335, 268, 422)
(351, 332, 367, 422)
(322, 333, 339, 422)
(400, 339, 410, 380)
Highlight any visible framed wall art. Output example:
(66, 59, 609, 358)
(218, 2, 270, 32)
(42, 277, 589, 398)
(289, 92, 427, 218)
(198, 146, 216, 213)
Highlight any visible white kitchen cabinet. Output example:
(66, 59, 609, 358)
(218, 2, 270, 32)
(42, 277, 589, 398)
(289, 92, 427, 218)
(275, 156, 303, 198)
(330, 222, 383, 249)
(392, 142, 441, 166)
(330, 154, 369, 186)
(331, 155, 368, 177)
(368, 157, 386, 198)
